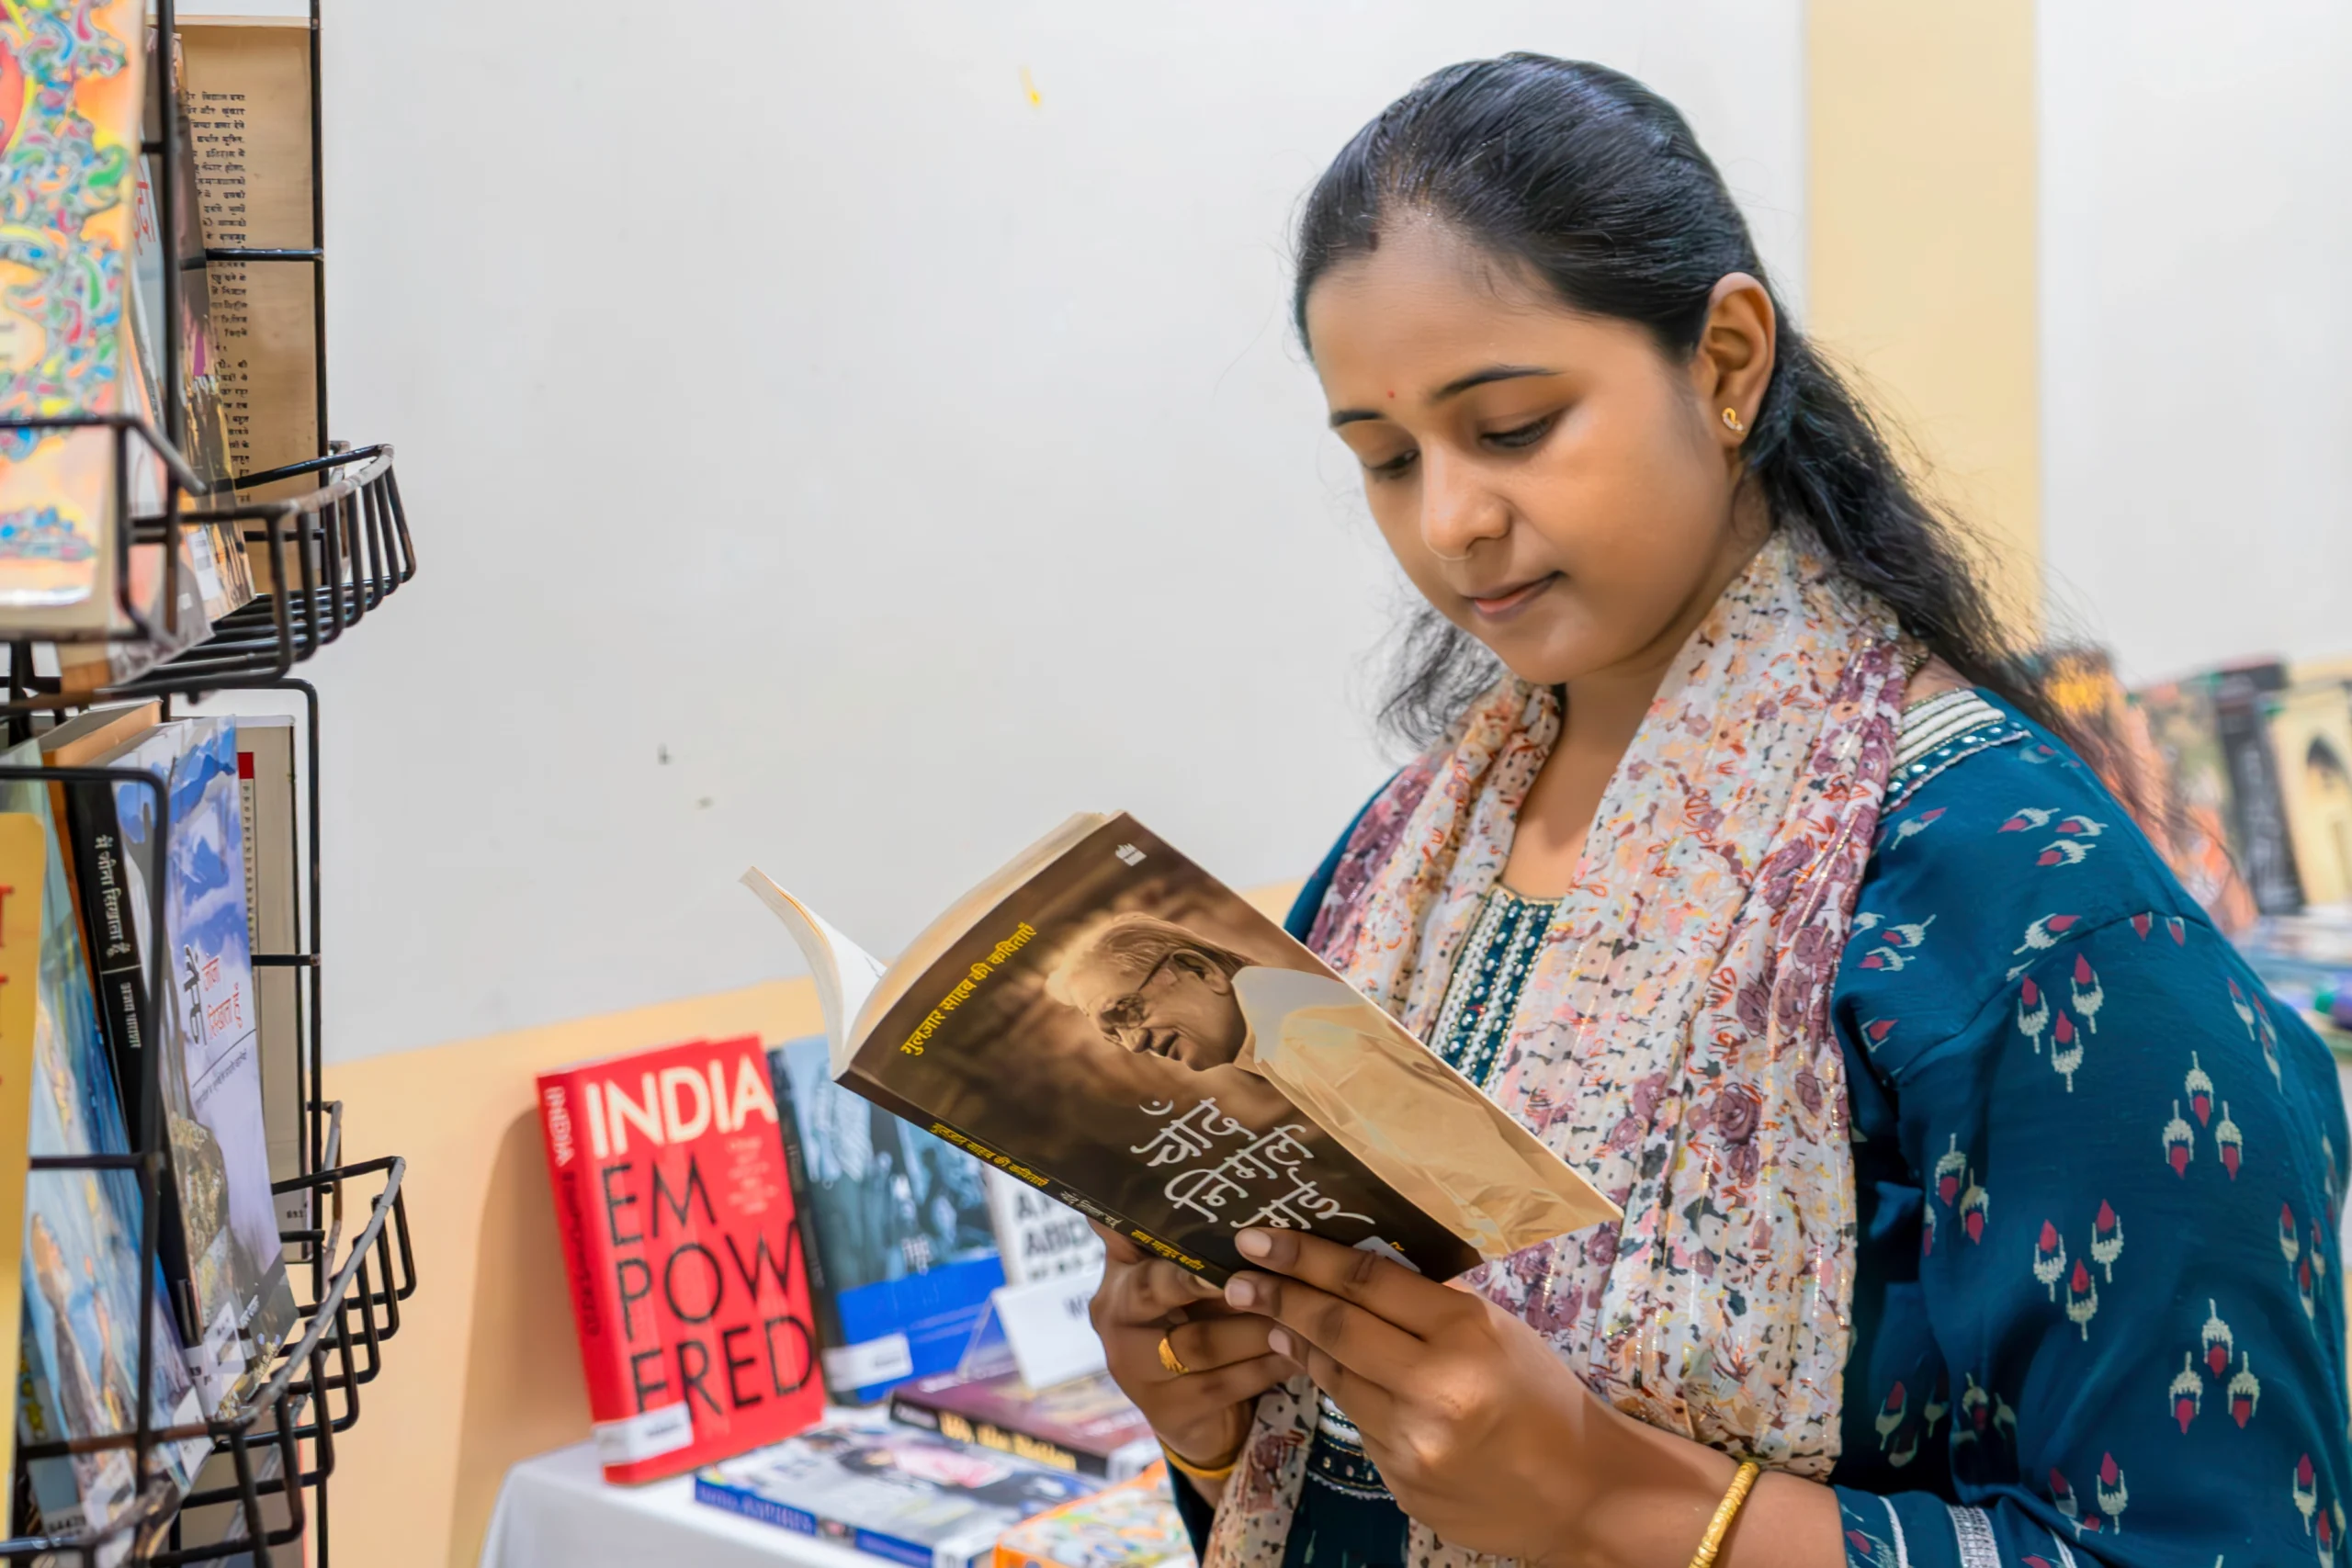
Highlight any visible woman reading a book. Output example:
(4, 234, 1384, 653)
(1088, 54, 2347, 1568)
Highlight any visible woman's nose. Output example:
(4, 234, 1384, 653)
(1418, 447, 1508, 562)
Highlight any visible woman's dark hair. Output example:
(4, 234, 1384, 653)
(1294, 54, 2068, 750)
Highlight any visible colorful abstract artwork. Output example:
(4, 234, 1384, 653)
(0, 0, 146, 615)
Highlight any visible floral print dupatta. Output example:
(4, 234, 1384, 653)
(1204, 531, 1909, 1568)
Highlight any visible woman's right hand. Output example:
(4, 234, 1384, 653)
(1088, 1222, 1296, 1483)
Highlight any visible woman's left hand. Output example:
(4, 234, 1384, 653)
(1223, 1226, 1741, 1567)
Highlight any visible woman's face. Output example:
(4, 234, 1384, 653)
(1303, 220, 1768, 690)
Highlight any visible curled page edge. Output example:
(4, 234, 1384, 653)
(1232, 966, 1621, 1257)
(739, 868, 888, 1076)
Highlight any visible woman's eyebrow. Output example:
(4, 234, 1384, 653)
(1328, 364, 1562, 427)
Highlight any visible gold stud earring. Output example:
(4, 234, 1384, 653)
(1722, 407, 1745, 434)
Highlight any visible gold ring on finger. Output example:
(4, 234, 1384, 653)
(1157, 1334, 1191, 1377)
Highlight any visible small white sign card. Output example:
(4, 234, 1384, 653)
(990, 1263, 1108, 1389)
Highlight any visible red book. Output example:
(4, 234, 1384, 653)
(537, 1034, 824, 1482)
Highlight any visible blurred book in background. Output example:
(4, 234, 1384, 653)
(696, 1416, 1097, 1568)
(993, 1463, 1193, 1568)
(889, 1368, 1157, 1483)
(769, 1035, 1006, 1406)
(2128, 650, 2352, 1052)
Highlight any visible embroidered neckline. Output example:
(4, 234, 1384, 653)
(1884, 715, 2030, 814)
(1893, 689, 2002, 773)
(1427, 884, 1561, 1089)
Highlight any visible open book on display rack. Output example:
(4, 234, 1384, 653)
(742, 813, 1618, 1286)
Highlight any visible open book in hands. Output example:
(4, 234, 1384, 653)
(742, 813, 1618, 1283)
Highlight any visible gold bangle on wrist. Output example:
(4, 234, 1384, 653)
(1687, 1460, 1761, 1568)
(1159, 1438, 1241, 1486)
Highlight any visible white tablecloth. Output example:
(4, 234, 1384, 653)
(481, 1434, 881, 1568)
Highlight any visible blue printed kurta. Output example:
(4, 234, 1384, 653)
(1828, 701, 2348, 1566)
(1217, 693, 2351, 1568)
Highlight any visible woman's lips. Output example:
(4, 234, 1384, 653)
(1467, 573, 1557, 619)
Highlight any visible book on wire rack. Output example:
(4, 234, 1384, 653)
(741, 812, 1616, 1287)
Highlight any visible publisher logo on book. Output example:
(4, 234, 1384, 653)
(1114, 843, 1146, 867)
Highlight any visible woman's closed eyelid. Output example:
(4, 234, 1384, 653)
(1483, 412, 1556, 448)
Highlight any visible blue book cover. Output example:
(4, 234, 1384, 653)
(111, 718, 297, 1404)
(695, 1417, 1095, 1568)
(4, 739, 209, 1540)
(770, 1036, 1002, 1404)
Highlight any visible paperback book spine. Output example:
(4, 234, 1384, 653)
(59, 773, 214, 1361)
(692, 1473, 822, 1542)
(0, 814, 47, 1492)
(235, 723, 307, 1235)
(768, 1055, 847, 1362)
(60, 779, 152, 1142)
(886, 1389, 1114, 1480)
(536, 1064, 682, 1480)
(695, 1474, 974, 1568)
(2213, 667, 2307, 914)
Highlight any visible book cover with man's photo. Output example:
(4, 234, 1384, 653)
(742, 814, 1616, 1287)
(770, 1037, 1004, 1405)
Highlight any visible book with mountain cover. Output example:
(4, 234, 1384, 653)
(741, 814, 1615, 1289)
(769, 1036, 1004, 1405)
(85, 718, 296, 1408)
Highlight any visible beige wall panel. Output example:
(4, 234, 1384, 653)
(1808, 0, 2041, 631)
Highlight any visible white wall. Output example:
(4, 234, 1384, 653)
(2039, 2, 2352, 682)
(196, 2, 1804, 1063)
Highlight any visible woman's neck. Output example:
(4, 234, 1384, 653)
(1500, 505, 1770, 897)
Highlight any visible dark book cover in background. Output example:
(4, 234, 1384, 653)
(770, 1037, 1003, 1405)
(846, 818, 1483, 1285)
(2212, 661, 2307, 914)
(62, 769, 158, 1168)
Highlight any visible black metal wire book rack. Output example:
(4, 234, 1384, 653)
(0, 0, 417, 1561)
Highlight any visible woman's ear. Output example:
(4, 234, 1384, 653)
(1692, 272, 1777, 446)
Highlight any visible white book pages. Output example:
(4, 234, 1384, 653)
(738, 869, 886, 1075)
